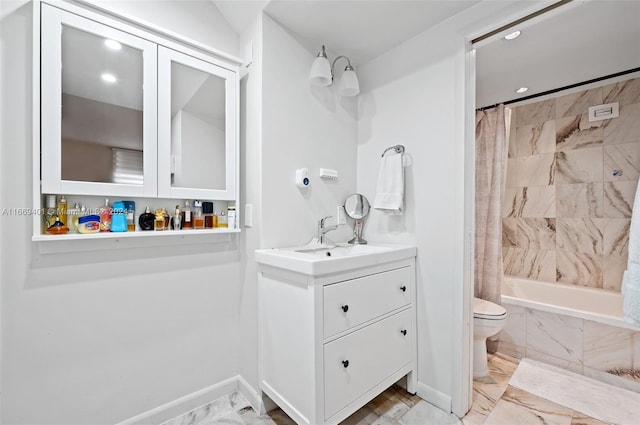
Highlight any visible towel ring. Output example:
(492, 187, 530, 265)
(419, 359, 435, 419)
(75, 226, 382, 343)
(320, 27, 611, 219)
(381, 144, 405, 157)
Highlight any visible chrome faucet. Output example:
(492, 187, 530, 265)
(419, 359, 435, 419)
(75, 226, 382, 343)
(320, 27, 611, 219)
(318, 216, 337, 244)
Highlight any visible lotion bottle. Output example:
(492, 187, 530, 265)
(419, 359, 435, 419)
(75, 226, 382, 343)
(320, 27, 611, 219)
(98, 198, 112, 232)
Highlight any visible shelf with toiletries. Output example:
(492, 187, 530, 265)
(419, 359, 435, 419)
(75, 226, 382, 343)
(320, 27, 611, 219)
(34, 2, 240, 241)
(34, 194, 238, 241)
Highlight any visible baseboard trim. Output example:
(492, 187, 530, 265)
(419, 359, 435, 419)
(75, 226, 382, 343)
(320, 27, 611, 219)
(237, 375, 264, 414)
(416, 381, 452, 413)
(116, 375, 259, 425)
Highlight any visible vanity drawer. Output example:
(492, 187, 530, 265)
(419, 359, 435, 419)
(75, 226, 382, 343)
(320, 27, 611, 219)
(323, 308, 412, 420)
(323, 267, 411, 338)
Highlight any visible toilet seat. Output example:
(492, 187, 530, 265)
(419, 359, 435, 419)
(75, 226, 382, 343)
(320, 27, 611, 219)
(473, 297, 506, 320)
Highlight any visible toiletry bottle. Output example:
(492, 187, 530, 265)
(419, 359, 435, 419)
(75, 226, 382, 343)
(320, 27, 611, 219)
(217, 210, 227, 228)
(182, 200, 192, 229)
(110, 201, 127, 232)
(193, 200, 204, 229)
(203, 201, 215, 229)
(172, 205, 182, 230)
(67, 202, 80, 233)
(43, 194, 57, 232)
(123, 201, 136, 231)
(154, 209, 165, 231)
(57, 195, 68, 227)
(138, 206, 154, 231)
(162, 208, 170, 229)
(227, 205, 236, 229)
(98, 198, 112, 232)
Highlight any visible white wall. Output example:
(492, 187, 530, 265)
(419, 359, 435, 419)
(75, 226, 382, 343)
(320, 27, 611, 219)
(261, 14, 358, 248)
(355, 0, 557, 416)
(236, 12, 360, 395)
(0, 1, 243, 423)
(88, 0, 239, 58)
(238, 13, 263, 397)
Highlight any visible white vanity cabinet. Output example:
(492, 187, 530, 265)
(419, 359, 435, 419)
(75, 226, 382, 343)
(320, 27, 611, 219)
(257, 252, 417, 425)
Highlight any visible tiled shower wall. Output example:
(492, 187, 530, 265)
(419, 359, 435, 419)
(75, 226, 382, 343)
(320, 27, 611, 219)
(502, 77, 640, 291)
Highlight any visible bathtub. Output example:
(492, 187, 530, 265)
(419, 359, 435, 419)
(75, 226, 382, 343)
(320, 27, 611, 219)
(501, 277, 637, 331)
(497, 276, 640, 393)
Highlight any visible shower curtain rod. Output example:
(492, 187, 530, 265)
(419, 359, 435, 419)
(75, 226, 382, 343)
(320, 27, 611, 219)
(476, 67, 640, 112)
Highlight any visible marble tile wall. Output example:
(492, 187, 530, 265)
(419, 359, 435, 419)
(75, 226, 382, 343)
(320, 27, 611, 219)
(492, 303, 640, 394)
(503, 77, 640, 291)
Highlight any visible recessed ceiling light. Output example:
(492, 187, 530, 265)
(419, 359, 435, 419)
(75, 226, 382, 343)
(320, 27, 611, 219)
(104, 39, 122, 50)
(101, 73, 117, 84)
(515, 87, 529, 94)
(504, 30, 521, 40)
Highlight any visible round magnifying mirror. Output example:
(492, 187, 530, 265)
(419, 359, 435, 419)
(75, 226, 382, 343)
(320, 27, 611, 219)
(344, 193, 370, 220)
(344, 194, 370, 244)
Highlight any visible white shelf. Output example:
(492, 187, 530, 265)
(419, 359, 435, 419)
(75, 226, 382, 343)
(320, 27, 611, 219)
(32, 228, 240, 242)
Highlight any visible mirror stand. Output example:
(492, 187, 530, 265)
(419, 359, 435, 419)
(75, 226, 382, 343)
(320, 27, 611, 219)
(348, 218, 367, 245)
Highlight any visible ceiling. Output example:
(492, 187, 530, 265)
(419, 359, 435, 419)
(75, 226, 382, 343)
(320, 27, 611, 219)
(214, 0, 481, 65)
(476, 1, 640, 108)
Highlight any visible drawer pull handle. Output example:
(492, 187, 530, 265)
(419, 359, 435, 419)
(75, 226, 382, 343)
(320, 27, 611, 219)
(401, 329, 407, 336)
(341, 305, 349, 313)
(342, 360, 349, 368)
(400, 285, 407, 292)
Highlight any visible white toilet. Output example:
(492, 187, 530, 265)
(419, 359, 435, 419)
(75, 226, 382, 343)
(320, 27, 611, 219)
(473, 297, 507, 378)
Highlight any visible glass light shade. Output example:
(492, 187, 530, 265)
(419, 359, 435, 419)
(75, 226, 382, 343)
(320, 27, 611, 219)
(339, 68, 360, 96)
(309, 56, 332, 87)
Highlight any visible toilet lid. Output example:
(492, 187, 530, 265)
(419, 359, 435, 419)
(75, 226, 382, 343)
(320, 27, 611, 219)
(473, 298, 507, 320)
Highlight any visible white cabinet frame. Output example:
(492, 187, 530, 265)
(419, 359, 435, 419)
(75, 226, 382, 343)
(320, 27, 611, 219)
(40, 4, 158, 198)
(157, 47, 237, 200)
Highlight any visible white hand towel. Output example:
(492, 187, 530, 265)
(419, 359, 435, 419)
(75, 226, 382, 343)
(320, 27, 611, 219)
(373, 153, 404, 215)
(622, 176, 640, 326)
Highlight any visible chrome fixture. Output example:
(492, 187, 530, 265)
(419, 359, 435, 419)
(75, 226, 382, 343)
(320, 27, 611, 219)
(317, 215, 337, 244)
(381, 144, 405, 158)
(309, 45, 360, 96)
(343, 193, 370, 245)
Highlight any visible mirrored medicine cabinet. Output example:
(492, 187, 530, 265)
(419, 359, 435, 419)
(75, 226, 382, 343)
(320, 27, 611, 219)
(35, 2, 240, 240)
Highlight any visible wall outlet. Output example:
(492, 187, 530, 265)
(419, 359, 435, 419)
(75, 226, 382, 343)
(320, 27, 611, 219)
(337, 205, 346, 225)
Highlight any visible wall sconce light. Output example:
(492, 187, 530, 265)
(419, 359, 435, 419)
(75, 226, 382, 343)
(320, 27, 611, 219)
(309, 45, 360, 97)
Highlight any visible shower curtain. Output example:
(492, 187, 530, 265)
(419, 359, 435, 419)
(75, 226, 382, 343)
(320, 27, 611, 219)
(475, 104, 510, 305)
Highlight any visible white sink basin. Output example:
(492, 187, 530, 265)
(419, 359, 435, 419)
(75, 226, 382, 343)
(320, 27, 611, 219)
(255, 243, 416, 275)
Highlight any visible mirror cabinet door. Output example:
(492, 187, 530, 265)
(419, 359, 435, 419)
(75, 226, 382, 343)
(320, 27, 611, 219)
(41, 4, 158, 197)
(157, 46, 237, 200)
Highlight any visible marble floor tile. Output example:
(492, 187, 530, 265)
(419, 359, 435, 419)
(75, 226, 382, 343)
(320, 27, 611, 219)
(485, 386, 574, 425)
(398, 400, 461, 425)
(509, 358, 640, 425)
(569, 412, 608, 425)
(516, 121, 556, 156)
